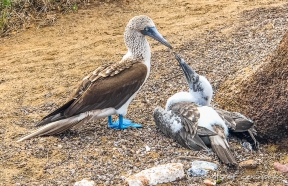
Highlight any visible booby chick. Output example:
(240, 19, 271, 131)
(172, 53, 257, 147)
(18, 15, 172, 142)
(154, 53, 257, 165)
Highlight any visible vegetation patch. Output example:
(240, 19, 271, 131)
(0, 0, 88, 36)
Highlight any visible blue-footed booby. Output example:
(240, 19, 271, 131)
(154, 53, 257, 165)
(18, 15, 172, 142)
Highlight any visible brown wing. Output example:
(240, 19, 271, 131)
(214, 107, 258, 150)
(64, 62, 147, 116)
(37, 60, 147, 126)
(214, 107, 254, 132)
(170, 102, 200, 137)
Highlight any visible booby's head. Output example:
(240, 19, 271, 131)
(124, 15, 172, 55)
(174, 52, 213, 106)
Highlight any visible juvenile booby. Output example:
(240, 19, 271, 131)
(18, 15, 172, 142)
(154, 53, 257, 165)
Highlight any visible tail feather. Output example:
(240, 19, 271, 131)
(35, 99, 75, 127)
(18, 113, 90, 142)
(18, 108, 117, 142)
(209, 135, 237, 165)
(36, 113, 66, 127)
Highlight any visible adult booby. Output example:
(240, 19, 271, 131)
(18, 15, 172, 142)
(154, 53, 257, 165)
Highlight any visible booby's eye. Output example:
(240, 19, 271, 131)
(193, 76, 199, 82)
(141, 27, 152, 35)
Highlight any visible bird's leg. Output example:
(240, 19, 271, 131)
(108, 115, 113, 126)
(108, 114, 142, 129)
(119, 114, 124, 129)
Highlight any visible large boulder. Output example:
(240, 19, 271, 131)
(215, 32, 288, 142)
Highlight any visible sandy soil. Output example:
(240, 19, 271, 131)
(1, 0, 288, 185)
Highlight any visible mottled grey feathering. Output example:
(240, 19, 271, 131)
(214, 107, 258, 149)
(153, 106, 209, 151)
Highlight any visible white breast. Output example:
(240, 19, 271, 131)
(116, 44, 151, 116)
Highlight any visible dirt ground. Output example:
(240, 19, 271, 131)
(1, 0, 288, 185)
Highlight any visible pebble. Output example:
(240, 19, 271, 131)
(145, 145, 151, 152)
(242, 142, 252, 152)
(203, 179, 216, 186)
(125, 163, 184, 186)
(188, 167, 208, 177)
(71, 169, 76, 174)
(74, 179, 95, 186)
(239, 160, 258, 169)
(274, 162, 288, 173)
(188, 161, 218, 177)
(192, 160, 218, 171)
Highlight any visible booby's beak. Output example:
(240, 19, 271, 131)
(174, 52, 199, 89)
(141, 26, 172, 49)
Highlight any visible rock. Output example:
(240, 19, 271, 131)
(125, 163, 184, 186)
(188, 160, 218, 177)
(215, 31, 288, 141)
(274, 162, 288, 173)
(145, 145, 151, 152)
(74, 179, 95, 186)
(203, 179, 216, 186)
(188, 167, 208, 177)
(192, 160, 218, 170)
(242, 142, 252, 152)
(239, 160, 257, 169)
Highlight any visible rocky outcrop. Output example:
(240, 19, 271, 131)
(216, 31, 288, 142)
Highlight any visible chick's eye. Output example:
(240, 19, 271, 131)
(145, 27, 149, 31)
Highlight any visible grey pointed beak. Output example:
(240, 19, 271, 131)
(174, 52, 197, 85)
(141, 27, 172, 49)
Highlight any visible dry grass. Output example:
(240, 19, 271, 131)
(0, 0, 90, 36)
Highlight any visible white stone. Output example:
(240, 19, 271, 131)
(145, 145, 151, 152)
(188, 161, 218, 177)
(188, 167, 208, 177)
(192, 160, 218, 171)
(74, 179, 95, 186)
(242, 142, 252, 152)
(125, 163, 184, 186)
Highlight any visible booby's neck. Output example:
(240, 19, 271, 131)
(124, 28, 151, 68)
(165, 92, 196, 110)
(165, 75, 212, 110)
(116, 28, 152, 116)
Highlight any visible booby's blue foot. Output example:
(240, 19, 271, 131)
(108, 115, 142, 129)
